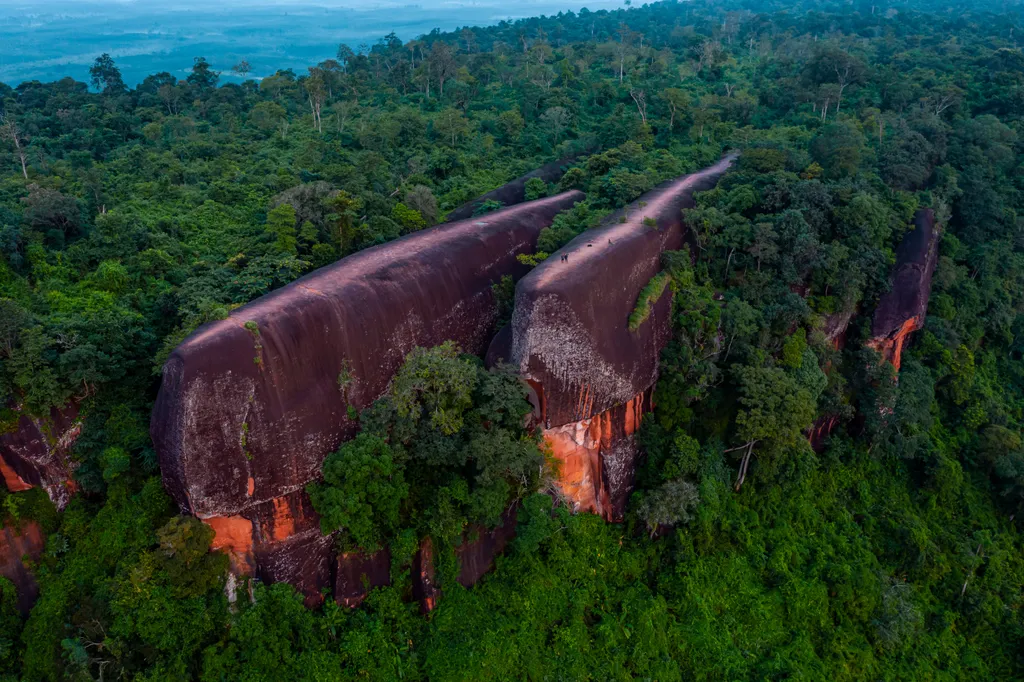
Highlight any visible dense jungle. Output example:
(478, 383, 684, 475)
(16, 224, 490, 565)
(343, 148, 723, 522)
(1, 0, 1024, 679)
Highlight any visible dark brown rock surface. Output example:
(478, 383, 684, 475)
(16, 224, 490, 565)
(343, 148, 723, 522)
(510, 155, 737, 429)
(152, 190, 583, 521)
(0, 520, 45, 614)
(869, 209, 940, 369)
(445, 154, 584, 222)
(0, 402, 81, 510)
(509, 155, 736, 520)
(335, 548, 391, 608)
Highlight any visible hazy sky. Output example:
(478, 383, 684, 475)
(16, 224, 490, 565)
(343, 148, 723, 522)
(0, 0, 629, 85)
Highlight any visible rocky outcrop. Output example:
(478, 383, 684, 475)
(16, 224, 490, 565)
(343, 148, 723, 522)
(335, 548, 391, 608)
(152, 191, 583, 602)
(508, 155, 737, 521)
(868, 209, 940, 370)
(445, 154, 585, 222)
(410, 506, 518, 613)
(0, 402, 81, 510)
(0, 520, 45, 614)
(455, 505, 518, 588)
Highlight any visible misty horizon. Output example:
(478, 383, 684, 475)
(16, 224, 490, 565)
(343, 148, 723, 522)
(0, 0, 629, 86)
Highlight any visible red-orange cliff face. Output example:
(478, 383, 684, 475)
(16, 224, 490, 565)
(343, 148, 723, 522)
(0, 402, 81, 510)
(151, 191, 583, 601)
(542, 392, 649, 520)
(867, 209, 940, 370)
(508, 155, 737, 520)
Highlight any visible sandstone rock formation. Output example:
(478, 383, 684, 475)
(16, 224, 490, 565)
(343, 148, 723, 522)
(508, 155, 737, 521)
(335, 548, 390, 608)
(445, 154, 584, 222)
(868, 209, 940, 370)
(0, 402, 81, 510)
(0, 520, 45, 614)
(410, 506, 518, 613)
(151, 191, 583, 602)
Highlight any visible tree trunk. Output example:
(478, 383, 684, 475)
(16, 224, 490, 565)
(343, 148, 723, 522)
(734, 441, 755, 491)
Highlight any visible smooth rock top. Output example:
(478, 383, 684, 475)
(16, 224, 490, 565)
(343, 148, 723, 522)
(871, 208, 940, 341)
(152, 191, 584, 518)
(510, 155, 737, 428)
(445, 153, 584, 223)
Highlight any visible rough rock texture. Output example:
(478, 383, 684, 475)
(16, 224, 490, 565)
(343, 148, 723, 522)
(868, 209, 940, 370)
(0, 402, 81, 509)
(411, 537, 438, 614)
(335, 548, 391, 608)
(509, 156, 736, 520)
(0, 520, 45, 614)
(823, 310, 854, 349)
(456, 505, 518, 587)
(543, 390, 649, 521)
(204, 489, 331, 607)
(153, 190, 583, 519)
(808, 414, 842, 454)
(410, 506, 519, 613)
(510, 155, 737, 429)
(152, 190, 582, 602)
(445, 154, 584, 222)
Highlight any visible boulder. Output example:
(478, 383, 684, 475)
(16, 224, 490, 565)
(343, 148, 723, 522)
(152, 191, 583, 600)
(334, 548, 391, 608)
(0, 402, 80, 510)
(508, 156, 737, 520)
(445, 154, 585, 222)
(868, 209, 940, 370)
(0, 520, 45, 614)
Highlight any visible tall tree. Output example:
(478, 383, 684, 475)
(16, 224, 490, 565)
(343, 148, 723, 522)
(89, 54, 126, 94)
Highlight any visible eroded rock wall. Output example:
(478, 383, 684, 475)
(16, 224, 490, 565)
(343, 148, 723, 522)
(0, 402, 81, 510)
(509, 155, 737, 520)
(868, 209, 940, 370)
(543, 391, 650, 520)
(152, 191, 583, 601)
(0, 520, 45, 614)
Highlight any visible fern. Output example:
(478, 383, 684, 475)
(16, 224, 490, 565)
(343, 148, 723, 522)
(628, 272, 671, 331)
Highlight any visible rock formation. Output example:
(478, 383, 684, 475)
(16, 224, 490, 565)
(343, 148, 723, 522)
(507, 155, 737, 521)
(445, 154, 584, 222)
(0, 520, 45, 614)
(151, 191, 583, 603)
(810, 209, 940, 451)
(868, 209, 940, 370)
(0, 402, 81, 510)
(410, 506, 518, 613)
(334, 548, 390, 608)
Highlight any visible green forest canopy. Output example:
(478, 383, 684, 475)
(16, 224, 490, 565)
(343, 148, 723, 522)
(1, 0, 1024, 678)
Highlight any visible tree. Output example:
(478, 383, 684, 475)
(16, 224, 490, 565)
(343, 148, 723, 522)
(540, 106, 571, 144)
(637, 479, 700, 537)
(405, 185, 438, 226)
(231, 59, 252, 79)
(662, 88, 689, 131)
(0, 114, 28, 180)
(805, 45, 867, 114)
(308, 433, 408, 549)
(428, 42, 457, 97)
(187, 56, 219, 89)
(337, 43, 356, 73)
(731, 364, 816, 490)
(265, 203, 298, 256)
(434, 107, 469, 146)
(304, 67, 327, 133)
(89, 54, 126, 94)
